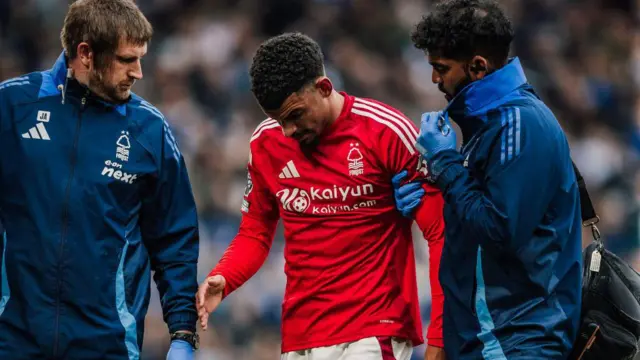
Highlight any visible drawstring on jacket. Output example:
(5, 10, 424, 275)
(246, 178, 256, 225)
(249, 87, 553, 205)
(57, 68, 73, 104)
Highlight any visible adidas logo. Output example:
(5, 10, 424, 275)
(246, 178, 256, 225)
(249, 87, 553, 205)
(279, 160, 300, 179)
(22, 111, 51, 140)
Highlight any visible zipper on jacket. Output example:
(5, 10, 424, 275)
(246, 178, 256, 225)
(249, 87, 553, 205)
(53, 93, 87, 358)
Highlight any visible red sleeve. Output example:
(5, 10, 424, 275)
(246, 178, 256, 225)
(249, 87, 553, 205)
(374, 104, 445, 347)
(415, 192, 445, 348)
(208, 147, 280, 298)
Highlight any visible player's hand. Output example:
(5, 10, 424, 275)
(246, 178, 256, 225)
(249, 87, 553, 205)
(196, 275, 226, 331)
(166, 340, 194, 360)
(425, 345, 447, 360)
(392, 170, 425, 218)
(415, 111, 457, 161)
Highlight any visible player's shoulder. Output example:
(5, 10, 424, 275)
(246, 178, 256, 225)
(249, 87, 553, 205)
(249, 117, 281, 146)
(350, 96, 418, 131)
(351, 96, 409, 116)
(0, 72, 44, 105)
(349, 96, 419, 149)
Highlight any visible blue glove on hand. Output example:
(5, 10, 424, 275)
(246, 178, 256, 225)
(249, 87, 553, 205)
(415, 111, 457, 160)
(415, 111, 457, 181)
(166, 340, 194, 360)
(392, 170, 425, 218)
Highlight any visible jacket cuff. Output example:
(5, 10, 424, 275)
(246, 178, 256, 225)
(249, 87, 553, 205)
(167, 311, 198, 334)
(429, 150, 465, 189)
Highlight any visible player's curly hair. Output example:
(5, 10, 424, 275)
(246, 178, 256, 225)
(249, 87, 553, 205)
(250, 32, 325, 110)
(411, 0, 514, 66)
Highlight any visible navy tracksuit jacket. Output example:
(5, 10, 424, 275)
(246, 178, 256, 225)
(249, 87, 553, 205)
(434, 58, 583, 359)
(0, 52, 199, 359)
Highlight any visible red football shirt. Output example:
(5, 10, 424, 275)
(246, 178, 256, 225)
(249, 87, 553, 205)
(210, 92, 444, 352)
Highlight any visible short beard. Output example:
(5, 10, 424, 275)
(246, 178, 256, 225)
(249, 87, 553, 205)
(452, 74, 473, 98)
(88, 67, 128, 105)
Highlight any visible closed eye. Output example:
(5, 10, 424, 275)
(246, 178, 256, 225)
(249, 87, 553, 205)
(287, 109, 304, 121)
(116, 56, 139, 64)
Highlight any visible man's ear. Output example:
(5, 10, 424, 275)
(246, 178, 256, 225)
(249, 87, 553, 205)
(76, 42, 93, 69)
(315, 77, 333, 97)
(468, 56, 490, 80)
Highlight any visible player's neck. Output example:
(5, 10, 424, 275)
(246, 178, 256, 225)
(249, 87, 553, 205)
(327, 91, 345, 127)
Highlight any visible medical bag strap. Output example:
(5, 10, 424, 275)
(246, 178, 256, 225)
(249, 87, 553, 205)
(572, 161, 603, 248)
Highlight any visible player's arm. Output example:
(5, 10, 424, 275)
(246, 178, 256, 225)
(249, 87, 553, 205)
(433, 107, 560, 253)
(414, 192, 445, 348)
(140, 121, 199, 335)
(207, 148, 280, 298)
(392, 169, 444, 348)
(380, 110, 445, 349)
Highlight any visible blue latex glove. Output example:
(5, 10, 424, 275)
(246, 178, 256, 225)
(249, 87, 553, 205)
(415, 111, 457, 180)
(392, 170, 425, 218)
(166, 340, 194, 360)
(415, 111, 457, 160)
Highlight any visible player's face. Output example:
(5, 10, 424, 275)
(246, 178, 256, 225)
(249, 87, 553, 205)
(265, 82, 332, 148)
(428, 55, 490, 102)
(89, 42, 146, 104)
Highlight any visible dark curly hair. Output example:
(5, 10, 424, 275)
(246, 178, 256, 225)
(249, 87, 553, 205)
(411, 0, 514, 67)
(250, 32, 325, 110)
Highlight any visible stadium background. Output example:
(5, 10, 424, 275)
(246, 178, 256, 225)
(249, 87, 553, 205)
(1, 0, 638, 358)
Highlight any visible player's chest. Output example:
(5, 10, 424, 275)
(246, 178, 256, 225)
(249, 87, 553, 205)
(266, 137, 391, 216)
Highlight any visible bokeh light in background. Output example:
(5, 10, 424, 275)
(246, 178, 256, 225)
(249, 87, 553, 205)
(1, 0, 638, 359)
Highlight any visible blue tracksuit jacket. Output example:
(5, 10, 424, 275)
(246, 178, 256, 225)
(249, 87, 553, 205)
(434, 58, 583, 359)
(0, 53, 199, 359)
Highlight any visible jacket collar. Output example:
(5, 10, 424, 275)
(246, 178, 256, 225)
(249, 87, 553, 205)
(50, 51, 128, 116)
(445, 57, 527, 119)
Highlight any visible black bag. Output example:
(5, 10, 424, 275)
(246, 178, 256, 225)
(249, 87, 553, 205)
(568, 163, 640, 360)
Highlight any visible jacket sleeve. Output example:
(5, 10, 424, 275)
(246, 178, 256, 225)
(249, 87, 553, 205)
(0, 88, 5, 135)
(208, 145, 280, 298)
(434, 106, 563, 253)
(379, 110, 445, 347)
(0, 88, 5, 180)
(140, 121, 199, 334)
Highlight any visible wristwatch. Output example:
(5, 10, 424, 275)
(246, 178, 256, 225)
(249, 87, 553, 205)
(170, 331, 199, 350)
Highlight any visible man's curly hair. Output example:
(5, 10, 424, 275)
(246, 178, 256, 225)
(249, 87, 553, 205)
(250, 32, 325, 110)
(411, 0, 514, 66)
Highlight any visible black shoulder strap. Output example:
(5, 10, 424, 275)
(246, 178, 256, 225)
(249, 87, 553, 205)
(572, 161, 602, 245)
(572, 161, 597, 223)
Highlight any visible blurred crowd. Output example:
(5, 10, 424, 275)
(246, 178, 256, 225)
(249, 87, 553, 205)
(1, 0, 638, 358)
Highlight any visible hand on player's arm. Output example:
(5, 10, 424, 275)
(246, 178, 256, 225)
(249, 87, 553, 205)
(195, 275, 227, 331)
(392, 170, 425, 218)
